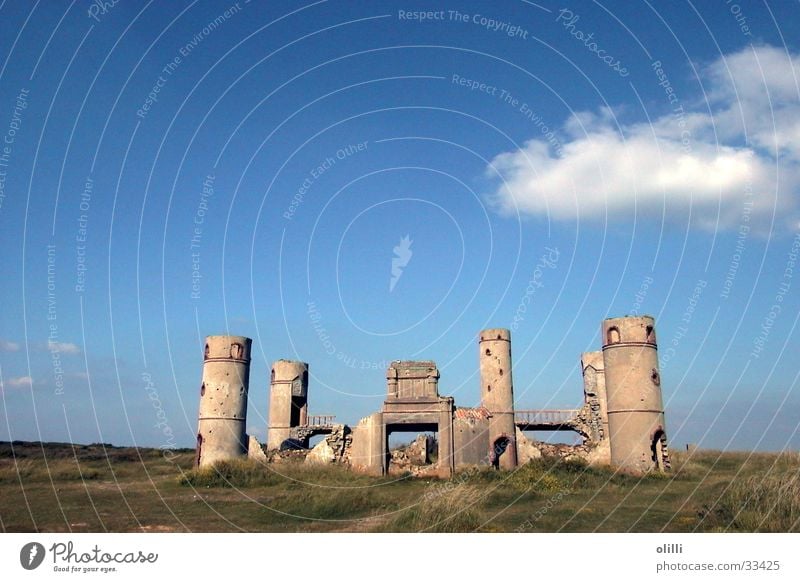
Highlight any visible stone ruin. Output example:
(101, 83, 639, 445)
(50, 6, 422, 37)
(195, 315, 670, 476)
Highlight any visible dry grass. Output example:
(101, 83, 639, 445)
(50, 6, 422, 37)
(383, 484, 486, 532)
(2, 442, 800, 532)
(701, 470, 800, 532)
(0, 458, 102, 483)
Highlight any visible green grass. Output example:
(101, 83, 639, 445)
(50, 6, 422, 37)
(1, 442, 798, 532)
(179, 459, 279, 488)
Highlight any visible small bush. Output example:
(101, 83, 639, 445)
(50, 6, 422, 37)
(504, 461, 565, 493)
(179, 459, 278, 488)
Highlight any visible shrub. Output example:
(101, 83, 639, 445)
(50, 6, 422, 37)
(179, 459, 278, 488)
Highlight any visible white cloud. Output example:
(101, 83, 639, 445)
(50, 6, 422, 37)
(0, 376, 33, 390)
(487, 45, 800, 231)
(0, 340, 81, 354)
(45, 342, 81, 355)
(0, 339, 19, 352)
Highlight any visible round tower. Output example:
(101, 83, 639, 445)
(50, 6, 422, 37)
(196, 335, 252, 467)
(479, 328, 517, 469)
(601, 316, 669, 472)
(267, 360, 309, 450)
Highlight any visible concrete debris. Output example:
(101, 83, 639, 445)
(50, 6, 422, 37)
(389, 440, 439, 477)
(247, 435, 267, 463)
(305, 439, 336, 464)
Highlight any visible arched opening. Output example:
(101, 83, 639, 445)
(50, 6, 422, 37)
(195, 433, 203, 467)
(646, 325, 655, 342)
(200, 383, 205, 397)
(651, 430, 667, 471)
(204, 343, 210, 360)
(607, 327, 620, 344)
(270, 368, 276, 383)
(230, 343, 243, 359)
(490, 436, 511, 469)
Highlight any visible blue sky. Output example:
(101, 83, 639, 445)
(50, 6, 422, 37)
(1, 0, 799, 452)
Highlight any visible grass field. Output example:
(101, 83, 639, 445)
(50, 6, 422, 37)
(1, 441, 798, 532)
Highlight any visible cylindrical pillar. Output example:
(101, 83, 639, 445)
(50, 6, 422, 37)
(196, 335, 251, 467)
(479, 328, 518, 469)
(602, 316, 669, 472)
(267, 360, 308, 450)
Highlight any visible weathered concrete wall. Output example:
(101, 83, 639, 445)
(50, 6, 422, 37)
(453, 415, 490, 467)
(580, 351, 611, 464)
(267, 360, 308, 450)
(348, 413, 385, 475)
(602, 316, 669, 472)
(581, 351, 608, 439)
(479, 328, 518, 469)
(196, 335, 251, 467)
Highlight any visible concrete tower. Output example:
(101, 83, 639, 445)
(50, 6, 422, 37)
(479, 328, 518, 469)
(601, 316, 670, 472)
(267, 360, 309, 450)
(196, 335, 252, 467)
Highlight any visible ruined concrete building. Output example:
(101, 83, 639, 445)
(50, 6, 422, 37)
(195, 315, 670, 475)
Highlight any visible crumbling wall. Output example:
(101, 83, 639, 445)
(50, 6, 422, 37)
(570, 403, 599, 443)
(515, 428, 611, 466)
(267, 448, 309, 463)
(515, 429, 543, 464)
(305, 425, 350, 465)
